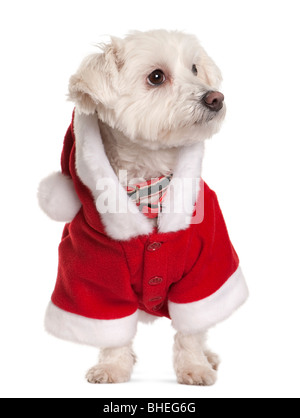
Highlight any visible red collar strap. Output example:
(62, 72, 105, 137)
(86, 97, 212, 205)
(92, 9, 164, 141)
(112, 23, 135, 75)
(126, 173, 173, 219)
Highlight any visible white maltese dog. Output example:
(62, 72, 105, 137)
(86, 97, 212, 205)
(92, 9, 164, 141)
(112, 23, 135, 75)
(38, 30, 248, 385)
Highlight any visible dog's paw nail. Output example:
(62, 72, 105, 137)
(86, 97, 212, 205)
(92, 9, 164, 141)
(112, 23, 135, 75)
(205, 351, 221, 371)
(176, 365, 217, 386)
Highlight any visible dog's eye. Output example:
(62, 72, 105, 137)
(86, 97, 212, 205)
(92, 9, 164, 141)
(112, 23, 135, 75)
(147, 69, 166, 86)
(192, 64, 198, 76)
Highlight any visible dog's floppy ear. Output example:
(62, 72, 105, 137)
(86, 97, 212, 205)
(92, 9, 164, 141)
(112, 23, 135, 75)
(68, 39, 123, 114)
(198, 46, 223, 90)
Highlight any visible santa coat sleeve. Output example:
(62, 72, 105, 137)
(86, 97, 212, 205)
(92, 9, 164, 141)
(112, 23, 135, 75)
(168, 186, 248, 334)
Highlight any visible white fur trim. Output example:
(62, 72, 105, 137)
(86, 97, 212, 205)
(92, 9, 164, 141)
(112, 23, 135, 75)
(158, 141, 204, 233)
(74, 110, 153, 240)
(38, 172, 81, 222)
(74, 109, 204, 240)
(168, 266, 249, 334)
(44, 302, 138, 348)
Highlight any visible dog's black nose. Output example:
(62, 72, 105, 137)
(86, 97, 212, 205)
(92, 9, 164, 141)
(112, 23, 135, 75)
(202, 91, 224, 112)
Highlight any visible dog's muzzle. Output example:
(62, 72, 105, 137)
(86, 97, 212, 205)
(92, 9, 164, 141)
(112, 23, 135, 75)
(202, 91, 225, 112)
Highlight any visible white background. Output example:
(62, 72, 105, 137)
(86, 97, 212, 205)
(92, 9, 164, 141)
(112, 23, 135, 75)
(1, 0, 300, 398)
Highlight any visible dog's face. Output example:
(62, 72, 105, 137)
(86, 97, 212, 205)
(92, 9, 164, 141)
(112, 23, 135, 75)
(69, 30, 226, 148)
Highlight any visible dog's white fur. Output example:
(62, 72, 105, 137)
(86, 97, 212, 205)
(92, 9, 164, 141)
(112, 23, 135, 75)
(86, 343, 137, 384)
(173, 332, 220, 386)
(48, 30, 227, 385)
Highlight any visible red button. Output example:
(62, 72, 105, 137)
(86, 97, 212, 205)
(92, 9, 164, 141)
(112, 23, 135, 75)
(147, 242, 162, 252)
(149, 296, 163, 302)
(148, 276, 163, 285)
(152, 302, 164, 312)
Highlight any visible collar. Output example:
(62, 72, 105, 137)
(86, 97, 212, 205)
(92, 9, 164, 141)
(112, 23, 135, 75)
(74, 109, 204, 240)
(126, 173, 173, 219)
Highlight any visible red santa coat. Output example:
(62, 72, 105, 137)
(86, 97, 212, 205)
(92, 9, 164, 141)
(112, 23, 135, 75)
(44, 110, 248, 348)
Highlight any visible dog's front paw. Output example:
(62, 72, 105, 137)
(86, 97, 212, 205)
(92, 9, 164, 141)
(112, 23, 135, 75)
(86, 364, 132, 384)
(176, 364, 217, 386)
